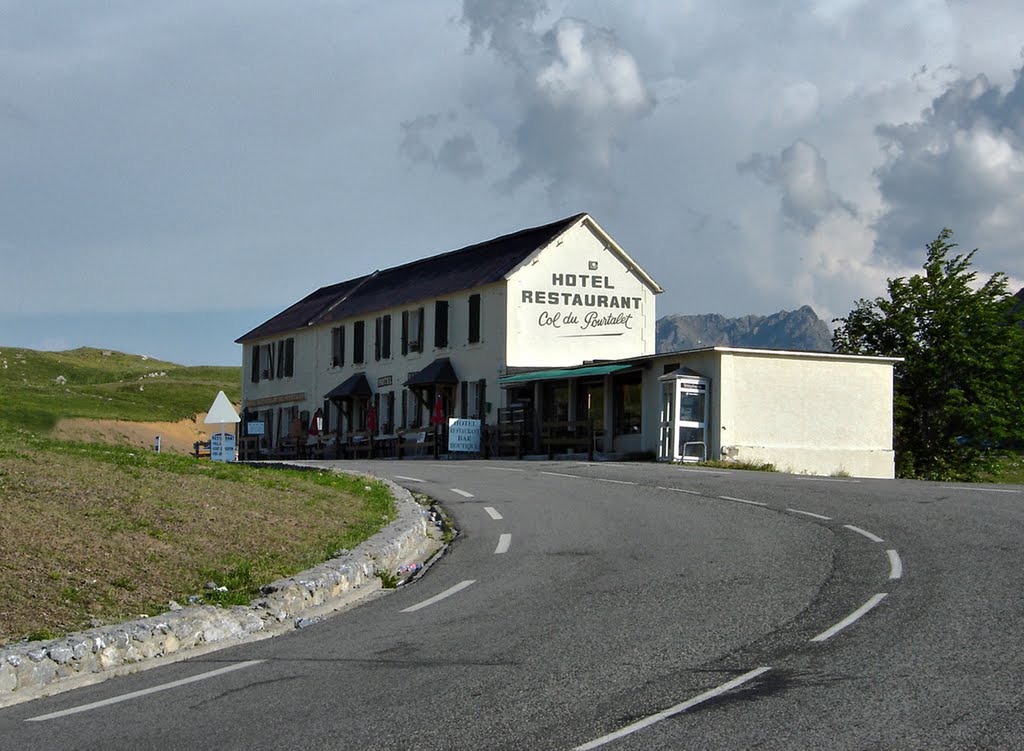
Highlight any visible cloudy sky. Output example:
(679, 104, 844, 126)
(2, 0, 1023, 365)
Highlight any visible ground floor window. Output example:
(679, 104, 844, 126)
(613, 373, 642, 435)
(541, 381, 569, 422)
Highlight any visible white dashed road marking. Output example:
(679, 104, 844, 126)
(25, 660, 265, 721)
(719, 495, 768, 507)
(786, 508, 832, 520)
(540, 471, 581, 479)
(844, 524, 884, 543)
(494, 534, 512, 554)
(597, 478, 636, 485)
(574, 666, 772, 749)
(394, 475, 425, 483)
(484, 506, 503, 520)
(887, 549, 903, 580)
(451, 488, 474, 498)
(658, 486, 702, 495)
(401, 580, 476, 613)
(810, 593, 888, 642)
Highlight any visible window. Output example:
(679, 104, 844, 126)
(284, 338, 294, 377)
(460, 380, 484, 419)
(250, 345, 260, 383)
(375, 314, 392, 360)
(263, 343, 275, 380)
(402, 307, 424, 355)
(353, 321, 365, 364)
(468, 293, 481, 343)
(331, 326, 345, 367)
(434, 300, 449, 348)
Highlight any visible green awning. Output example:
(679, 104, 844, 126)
(499, 363, 633, 385)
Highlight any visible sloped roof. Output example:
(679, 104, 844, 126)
(405, 357, 459, 387)
(237, 213, 587, 343)
(324, 372, 372, 400)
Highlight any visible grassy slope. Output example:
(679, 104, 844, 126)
(0, 347, 395, 646)
(0, 346, 241, 432)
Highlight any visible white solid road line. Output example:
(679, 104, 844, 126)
(540, 471, 581, 479)
(810, 593, 888, 642)
(483, 466, 526, 472)
(844, 524, 884, 543)
(597, 478, 637, 485)
(401, 580, 476, 613)
(494, 533, 512, 554)
(719, 495, 768, 507)
(938, 485, 1021, 494)
(574, 666, 772, 750)
(484, 506, 503, 520)
(451, 488, 474, 498)
(393, 475, 425, 483)
(786, 508, 832, 520)
(25, 660, 266, 722)
(887, 549, 903, 580)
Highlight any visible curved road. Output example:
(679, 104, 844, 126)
(3, 461, 1023, 749)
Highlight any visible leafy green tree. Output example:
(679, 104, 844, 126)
(833, 229, 1024, 480)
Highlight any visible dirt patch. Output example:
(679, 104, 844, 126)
(51, 414, 214, 455)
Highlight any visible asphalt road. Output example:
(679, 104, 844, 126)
(3, 460, 1023, 750)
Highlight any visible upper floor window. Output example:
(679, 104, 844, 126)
(434, 300, 449, 349)
(375, 314, 392, 360)
(252, 337, 294, 382)
(468, 293, 481, 344)
(402, 307, 424, 355)
(353, 320, 366, 364)
(331, 326, 345, 368)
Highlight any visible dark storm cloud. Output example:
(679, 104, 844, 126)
(873, 67, 1024, 272)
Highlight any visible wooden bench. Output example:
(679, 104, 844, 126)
(543, 420, 597, 461)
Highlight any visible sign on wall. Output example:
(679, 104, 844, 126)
(447, 418, 481, 453)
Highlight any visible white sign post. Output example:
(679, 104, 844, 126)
(203, 390, 241, 462)
(447, 418, 481, 453)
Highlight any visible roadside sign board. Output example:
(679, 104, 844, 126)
(447, 418, 481, 453)
(211, 432, 236, 462)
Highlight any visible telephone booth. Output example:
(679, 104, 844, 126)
(658, 369, 709, 463)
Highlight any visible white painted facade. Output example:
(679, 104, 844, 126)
(644, 348, 898, 477)
(239, 215, 661, 440)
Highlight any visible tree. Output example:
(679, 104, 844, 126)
(833, 229, 1024, 480)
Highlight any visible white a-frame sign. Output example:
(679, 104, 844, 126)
(203, 391, 241, 462)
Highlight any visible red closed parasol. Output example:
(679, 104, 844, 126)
(366, 404, 377, 433)
(431, 394, 444, 426)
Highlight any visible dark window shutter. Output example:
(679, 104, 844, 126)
(401, 311, 409, 356)
(468, 294, 481, 343)
(276, 340, 285, 379)
(267, 343, 275, 381)
(383, 315, 392, 359)
(353, 321, 365, 364)
(251, 345, 260, 383)
(434, 300, 449, 348)
(461, 381, 468, 418)
(285, 338, 294, 377)
(417, 307, 424, 351)
(477, 379, 486, 419)
(374, 317, 382, 361)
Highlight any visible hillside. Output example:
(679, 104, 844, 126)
(656, 305, 833, 353)
(0, 346, 241, 434)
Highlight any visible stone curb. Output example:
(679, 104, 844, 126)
(0, 471, 441, 708)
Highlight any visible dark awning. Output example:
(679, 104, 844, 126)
(405, 357, 459, 387)
(325, 372, 372, 399)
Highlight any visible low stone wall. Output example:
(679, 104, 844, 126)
(0, 474, 440, 707)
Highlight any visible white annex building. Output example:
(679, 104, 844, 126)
(237, 213, 898, 478)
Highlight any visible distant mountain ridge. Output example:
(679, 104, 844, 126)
(656, 305, 833, 353)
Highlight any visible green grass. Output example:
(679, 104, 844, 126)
(984, 451, 1024, 484)
(0, 346, 240, 433)
(0, 346, 403, 645)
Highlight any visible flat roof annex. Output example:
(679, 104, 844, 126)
(238, 212, 664, 344)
